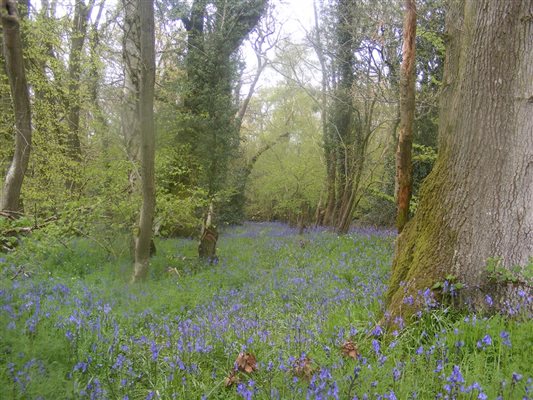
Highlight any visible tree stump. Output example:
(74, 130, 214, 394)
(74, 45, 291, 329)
(198, 226, 218, 264)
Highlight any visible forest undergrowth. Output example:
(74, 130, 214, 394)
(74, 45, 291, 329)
(0, 222, 531, 399)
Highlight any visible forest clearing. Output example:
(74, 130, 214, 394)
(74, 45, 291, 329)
(1, 223, 532, 399)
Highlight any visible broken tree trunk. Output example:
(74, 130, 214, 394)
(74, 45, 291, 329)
(198, 202, 218, 264)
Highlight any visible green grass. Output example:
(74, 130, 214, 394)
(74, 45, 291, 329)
(0, 223, 531, 399)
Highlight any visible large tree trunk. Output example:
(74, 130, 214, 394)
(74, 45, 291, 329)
(395, 0, 416, 232)
(0, 0, 32, 213)
(387, 0, 533, 319)
(131, 0, 156, 283)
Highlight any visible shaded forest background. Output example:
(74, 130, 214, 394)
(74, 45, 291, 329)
(0, 0, 444, 253)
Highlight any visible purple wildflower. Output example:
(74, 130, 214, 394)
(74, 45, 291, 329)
(500, 331, 511, 347)
(447, 365, 464, 384)
(512, 372, 523, 383)
(371, 339, 380, 355)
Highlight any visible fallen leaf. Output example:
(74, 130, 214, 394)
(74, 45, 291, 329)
(341, 340, 359, 359)
(292, 356, 315, 381)
(224, 370, 239, 387)
(235, 352, 257, 374)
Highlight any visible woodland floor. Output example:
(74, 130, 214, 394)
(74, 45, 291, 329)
(0, 222, 532, 399)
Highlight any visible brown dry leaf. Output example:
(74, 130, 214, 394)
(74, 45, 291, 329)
(341, 340, 359, 359)
(235, 352, 257, 374)
(292, 356, 315, 381)
(224, 370, 239, 387)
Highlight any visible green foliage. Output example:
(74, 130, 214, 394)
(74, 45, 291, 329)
(173, 0, 267, 198)
(410, 143, 438, 213)
(358, 186, 397, 226)
(155, 193, 204, 237)
(486, 257, 533, 285)
(0, 60, 14, 181)
(244, 86, 325, 223)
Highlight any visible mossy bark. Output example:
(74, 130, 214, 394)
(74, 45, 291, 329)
(387, 152, 456, 317)
(387, 0, 533, 321)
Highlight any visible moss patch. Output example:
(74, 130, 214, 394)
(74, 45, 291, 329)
(386, 152, 457, 322)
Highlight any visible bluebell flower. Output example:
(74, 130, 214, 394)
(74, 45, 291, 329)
(392, 367, 401, 382)
(512, 372, 523, 383)
(500, 331, 511, 347)
(385, 391, 397, 400)
(371, 339, 380, 355)
(150, 340, 159, 361)
(447, 365, 464, 384)
(372, 325, 383, 336)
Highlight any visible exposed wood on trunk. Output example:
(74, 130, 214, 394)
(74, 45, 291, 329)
(0, 0, 32, 213)
(132, 0, 156, 283)
(395, 0, 417, 233)
(198, 202, 218, 263)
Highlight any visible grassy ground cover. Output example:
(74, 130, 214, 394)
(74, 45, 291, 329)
(0, 222, 531, 399)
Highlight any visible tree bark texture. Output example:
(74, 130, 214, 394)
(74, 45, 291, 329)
(327, 0, 360, 232)
(387, 0, 533, 318)
(0, 0, 32, 213)
(66, 0, 94, 162)
(132, 0, 156, 283)
(312, 0, 335, 227)
(395, 0, 416, 233)
(198, 202, 218, 263)
(121, 0, 141, 181)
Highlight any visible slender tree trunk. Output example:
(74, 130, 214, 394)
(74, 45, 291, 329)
(66, 0, 94, 163)
(0, 0, 32, 213)
(121, 0, 141, 190)
(387, 0, 533, 319)
(336, 159, 364, 234)
(235, 50, 266, 133)
(395, 0, 417, 232)
(312, 0, 336, 227)
(132, 0, 155, 283)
